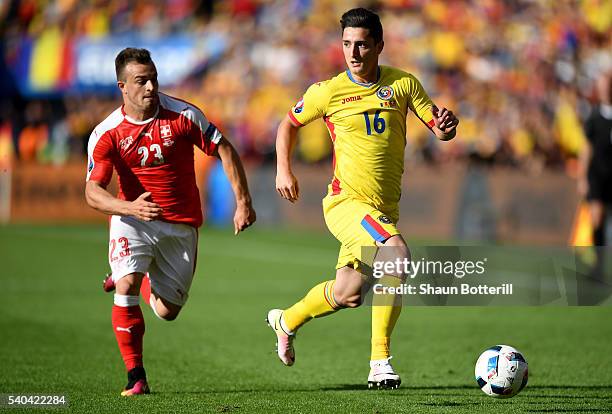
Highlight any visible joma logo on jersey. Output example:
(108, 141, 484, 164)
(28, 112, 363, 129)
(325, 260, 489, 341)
(341, 95, 362, 104)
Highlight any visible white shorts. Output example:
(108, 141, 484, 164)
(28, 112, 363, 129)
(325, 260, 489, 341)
(108, 215, 198, 306)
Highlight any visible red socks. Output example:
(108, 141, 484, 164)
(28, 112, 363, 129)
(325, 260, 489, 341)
(112, 297, 145, 371)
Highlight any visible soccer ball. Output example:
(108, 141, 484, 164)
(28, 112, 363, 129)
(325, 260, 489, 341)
(475, 345, 528, 398)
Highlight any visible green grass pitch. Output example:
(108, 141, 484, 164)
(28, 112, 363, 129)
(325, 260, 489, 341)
(1, 224, 611, 413)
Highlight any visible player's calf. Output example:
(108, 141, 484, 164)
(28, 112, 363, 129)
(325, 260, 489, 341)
(112, 294, 148, 395)
(333, 291, 363, 308)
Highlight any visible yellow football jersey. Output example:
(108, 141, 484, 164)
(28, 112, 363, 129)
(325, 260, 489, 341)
(288, 65, 435, 219)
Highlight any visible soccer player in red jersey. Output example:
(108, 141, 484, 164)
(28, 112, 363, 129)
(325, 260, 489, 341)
(85, 48, 256, 396)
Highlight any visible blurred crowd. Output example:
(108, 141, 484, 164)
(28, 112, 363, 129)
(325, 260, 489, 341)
(0, 0, 611, 172)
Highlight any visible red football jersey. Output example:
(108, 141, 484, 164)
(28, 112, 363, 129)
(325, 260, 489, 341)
(86, 92, 222, 228)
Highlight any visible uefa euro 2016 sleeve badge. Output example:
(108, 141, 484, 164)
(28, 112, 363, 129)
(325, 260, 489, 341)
(293, 98, 304, 114)
(376, 86, 394, 101)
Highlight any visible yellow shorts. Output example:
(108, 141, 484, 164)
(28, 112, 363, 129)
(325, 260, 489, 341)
(323, 194, 400, 270)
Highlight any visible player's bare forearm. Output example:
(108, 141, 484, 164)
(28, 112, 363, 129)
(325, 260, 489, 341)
(216, 138, 253, 206)
(215, 138, 256, 233)
(276, 115, 299, 173)
(85, 180, 162, 221)
(85, 180, 130, 215)
(275, 115, 300, 202)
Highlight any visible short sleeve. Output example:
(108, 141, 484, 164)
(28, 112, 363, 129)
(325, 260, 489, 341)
(181, 107, 223, 155)
(86, 130, 114, 186)
(406, 74, 435, 129)
(287, 81, 331, 127)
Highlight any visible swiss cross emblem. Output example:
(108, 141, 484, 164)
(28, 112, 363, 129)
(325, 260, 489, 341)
(160, 124, 174, 147)
(119, 136, 134, 150)
(161, 124, 172, 139)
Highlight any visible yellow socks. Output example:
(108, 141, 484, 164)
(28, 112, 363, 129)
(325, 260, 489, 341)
(371, 275, 403, 360)
(281, 275, 402, 360)
(283, 280, 341, 333)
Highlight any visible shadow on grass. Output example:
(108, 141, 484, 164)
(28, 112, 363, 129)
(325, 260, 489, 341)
(525, 394, 612, 400)
(165, 384, 612, 396)
(320, 384, 471, 391)
(526, 410, 611, 413)
(322, 384, 612, 392)
(527, 385, 612, 390)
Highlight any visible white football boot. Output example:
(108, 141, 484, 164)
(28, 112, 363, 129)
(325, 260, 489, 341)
(266, 309, 295, 366)
(368, 357, 401, 389)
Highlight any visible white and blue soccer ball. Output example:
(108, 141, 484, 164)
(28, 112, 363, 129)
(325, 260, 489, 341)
(475, 345, 528, 398)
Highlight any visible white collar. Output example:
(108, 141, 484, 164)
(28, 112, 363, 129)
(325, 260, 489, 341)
(124, 106, 160, 125)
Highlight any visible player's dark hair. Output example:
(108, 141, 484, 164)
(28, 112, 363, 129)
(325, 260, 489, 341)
(115, 48, 155, 81)
(340, 8, 383, 44)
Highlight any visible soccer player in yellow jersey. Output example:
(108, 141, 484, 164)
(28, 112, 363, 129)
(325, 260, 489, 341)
(267, 8, 459, 389)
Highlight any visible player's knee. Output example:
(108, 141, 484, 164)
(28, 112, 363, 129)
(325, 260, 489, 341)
(344, 295, 363, 308)
(162, 313, 178, 321)
(115, 274, 143, 296)
(382, 236, 410, 254)
(153, 304, 182, 321)
(388, 245, 411, 264)
(157, 308, 180, 321)
(377, 237, 410, 280)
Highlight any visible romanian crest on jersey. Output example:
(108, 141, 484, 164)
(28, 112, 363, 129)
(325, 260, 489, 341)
(293, 98, 304, 114)
(376, 86, 394, 101)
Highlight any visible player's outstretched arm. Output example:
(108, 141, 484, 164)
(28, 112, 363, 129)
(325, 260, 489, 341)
(215, 137, 256, 235)
(85, 181, 163, 221)
(275, 115, 300, 203)
(431, 106, 459, 141)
